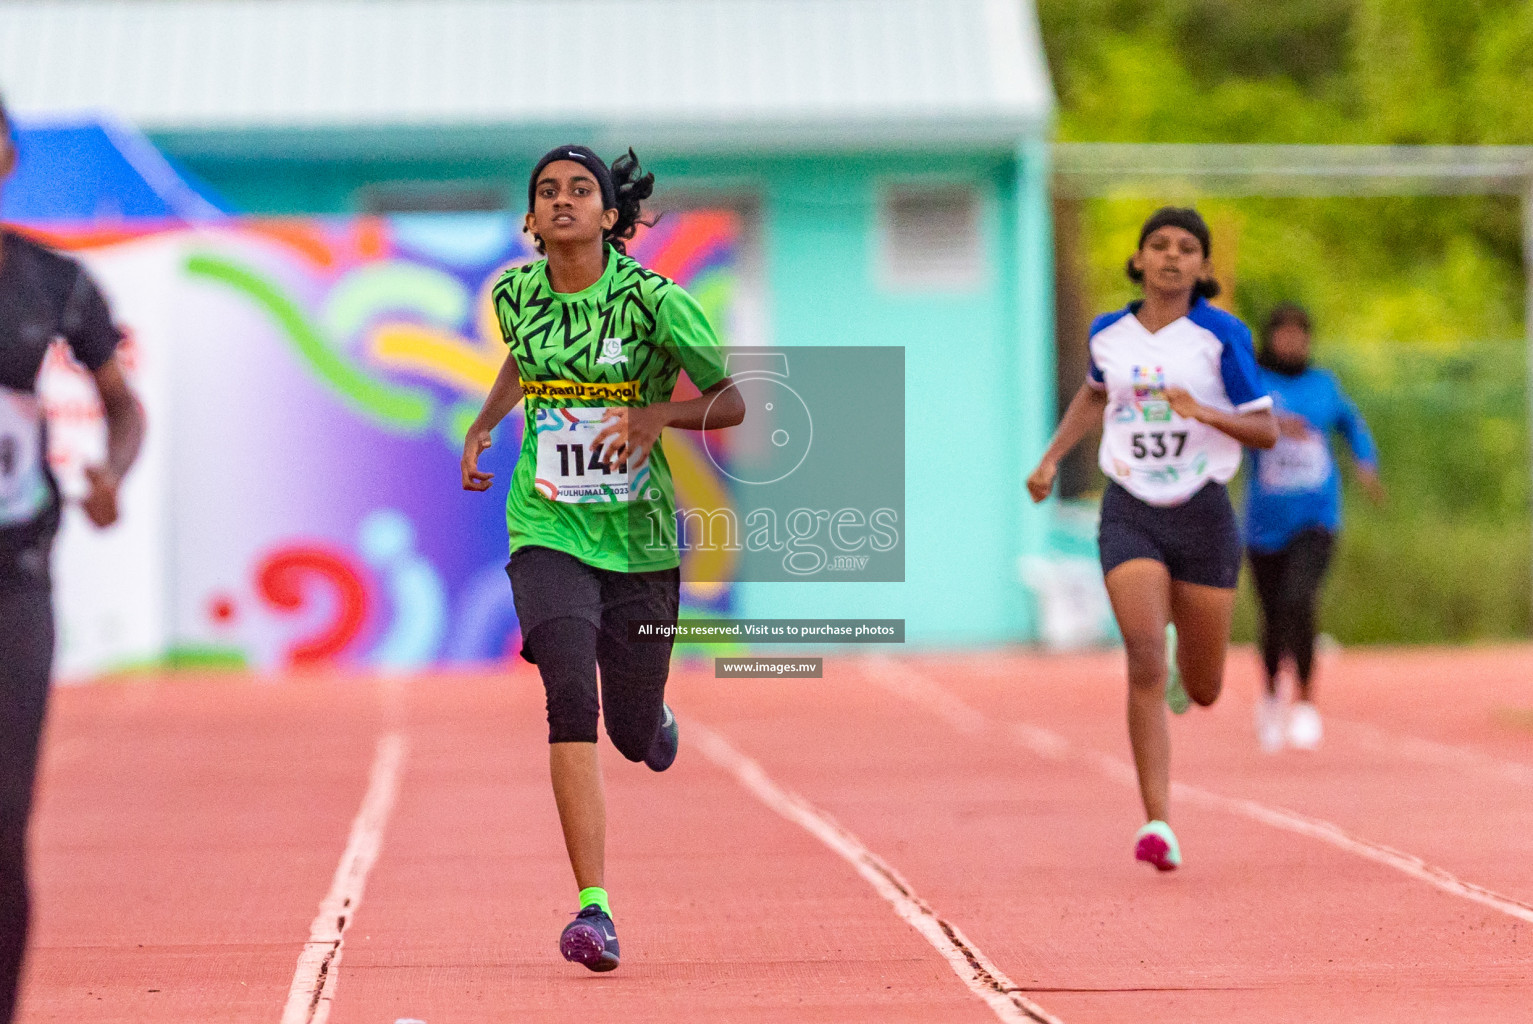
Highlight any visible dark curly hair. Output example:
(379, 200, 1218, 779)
(603, 149, 655, 255)
(1125, 205, 1221, 301)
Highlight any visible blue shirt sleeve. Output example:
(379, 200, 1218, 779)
(1326, 372, 1378, 468)
(1187, 301, 1270, 411)
(1218, 324, 1269, 411)
(1085, 309, 1126, 389)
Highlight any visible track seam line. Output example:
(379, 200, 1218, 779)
(690, 720, 1064, 1024)
(966, 655, 1533, 788)
(1329, 717, 1533, 788)
(868, 658, 1533, 927)
(280, 732, 408, 1024)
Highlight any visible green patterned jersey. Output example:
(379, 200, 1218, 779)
(492, 247, 727, 572)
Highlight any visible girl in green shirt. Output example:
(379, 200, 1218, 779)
(461, 146, 744, 972)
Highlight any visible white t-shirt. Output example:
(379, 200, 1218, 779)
(1087, 298, 1271, 507)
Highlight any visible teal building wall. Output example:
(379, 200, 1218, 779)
(163, 138, 1054, 646)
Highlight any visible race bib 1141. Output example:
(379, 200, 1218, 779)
(533, 407, 645, 503)
(0, 387, 48, 527)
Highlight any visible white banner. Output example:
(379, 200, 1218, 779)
(43, 235, 176, 680)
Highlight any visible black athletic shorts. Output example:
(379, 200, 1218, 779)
(1097, 481, 1241, 589)
(506, 545, 680, 665)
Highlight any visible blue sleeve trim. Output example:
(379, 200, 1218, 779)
(1088, 308, 1132, 337)
(1325, 371, 1379, 467)
(1189, 301, 1267, 409)
(1085, 308, 1131, 387)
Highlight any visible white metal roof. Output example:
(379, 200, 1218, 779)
(0, 0, 1053, 148)
(1054, 143, 1533, 196)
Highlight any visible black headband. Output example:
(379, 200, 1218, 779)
(1138, 206, 1212, 257)
(527, 145, 615, 211)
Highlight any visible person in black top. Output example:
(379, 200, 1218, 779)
(0, 96, 145, 1022)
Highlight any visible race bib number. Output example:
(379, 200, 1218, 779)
(1128, 429, 1189, 461)
(1112, 427, 1209, 489)
(533, 407, 640, 503)
(0, 387, 48, 526)
(1259, 432, 1332, 493)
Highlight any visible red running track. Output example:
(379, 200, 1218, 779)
(19, 647, 1533, 1024)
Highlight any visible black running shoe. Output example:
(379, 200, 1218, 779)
(560, 904, 620, 972)
(644, 703, 679, 772)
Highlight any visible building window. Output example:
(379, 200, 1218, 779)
(877, 184, 983, 291)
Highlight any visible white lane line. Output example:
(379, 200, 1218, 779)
(867, 658, 1533, 927)
(961, 653, 1533, 788)
(690, 720, 1063, 1024)
(1329, 717, 1533, 788)
(1168, 782, 1533, 923)
(281, 733, 408, 1024)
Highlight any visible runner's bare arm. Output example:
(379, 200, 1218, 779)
(591, 377, 744, 470)
(1356, 464, 1387, 505)
(1277, 412, 1312, 439)
(654, 377, 745, 432)
(1164, 387, 1278, 449)
(1028, 382, 1108, 502)
(82, 356, 145, 529)
(462, 351, 525, 492)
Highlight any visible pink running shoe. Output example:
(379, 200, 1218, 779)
(1134, 820, 1182, 871)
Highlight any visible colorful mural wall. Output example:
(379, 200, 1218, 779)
(46, 212, 742, 675)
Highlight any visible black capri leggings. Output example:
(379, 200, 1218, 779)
(1247, 527, 1335, 688)
(0, 586, 54, 1024)
(507, 546, 678, 759)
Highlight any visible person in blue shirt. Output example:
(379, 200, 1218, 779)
(1245, 304, 1383, 752)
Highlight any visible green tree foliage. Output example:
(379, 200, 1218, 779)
(1041, 0, 1533, 144)
(1040, 0, 1533, 640)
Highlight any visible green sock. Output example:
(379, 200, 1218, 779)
(578, 886, 611, 916)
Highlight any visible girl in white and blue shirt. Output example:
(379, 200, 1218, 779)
(1028, 207, 1278, 871)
